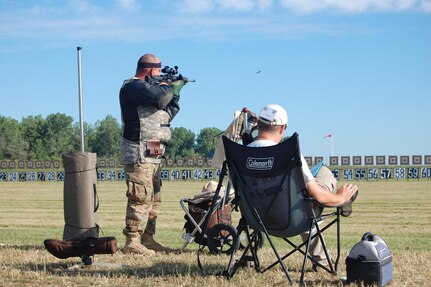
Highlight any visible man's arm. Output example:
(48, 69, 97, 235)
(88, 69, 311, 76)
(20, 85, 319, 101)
(122, 79, 174, 109)
(165, 96, 180, 121)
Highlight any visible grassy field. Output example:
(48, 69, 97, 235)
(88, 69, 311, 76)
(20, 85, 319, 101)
(0, 180, 430, 286)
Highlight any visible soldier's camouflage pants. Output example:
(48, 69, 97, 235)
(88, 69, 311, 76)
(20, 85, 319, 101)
(123, 162, 162, 236)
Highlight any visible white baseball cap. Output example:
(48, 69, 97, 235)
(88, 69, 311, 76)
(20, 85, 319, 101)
(258, 104, 288, 126)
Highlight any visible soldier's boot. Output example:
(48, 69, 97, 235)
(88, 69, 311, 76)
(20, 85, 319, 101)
(122, 233, 155, 256)
(141, 232, 172, 253)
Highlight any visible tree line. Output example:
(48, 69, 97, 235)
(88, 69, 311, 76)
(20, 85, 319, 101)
(0, 114, 223, 162)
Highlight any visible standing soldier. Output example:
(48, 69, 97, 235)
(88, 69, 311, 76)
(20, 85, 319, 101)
(119, 53, 185, 255)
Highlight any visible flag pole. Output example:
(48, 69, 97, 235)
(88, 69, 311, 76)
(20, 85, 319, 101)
(77, 47, 84, 153)
(323, 133, 333, 164)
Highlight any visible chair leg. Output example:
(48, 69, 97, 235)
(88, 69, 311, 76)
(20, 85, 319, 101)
(224, 220, 261, 278)
(335, 212, 341, 272)
(224, 220, 245, 278)
(314, 221, 335, 274)
(299, 221, 315, 285)
(233, 221, 293, 284)
(253, 215, 342, 283)
(263, 230, 293, 284)
(299, 217, 341, 282)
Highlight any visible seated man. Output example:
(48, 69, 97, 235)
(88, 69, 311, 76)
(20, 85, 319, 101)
(248, 103, 358, 269)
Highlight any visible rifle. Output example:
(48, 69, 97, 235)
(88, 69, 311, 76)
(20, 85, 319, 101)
(147, 65, 195, 84)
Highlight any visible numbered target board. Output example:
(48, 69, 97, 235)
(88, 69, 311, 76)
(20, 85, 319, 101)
(1, 166, 431, 182)
(330, 167, 431, 180)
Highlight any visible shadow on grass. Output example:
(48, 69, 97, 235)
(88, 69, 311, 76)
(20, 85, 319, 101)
(7, 245, 227, 280)
(15, 260, 227, 279)
(15, 260, 344, 286)
(0, 244, 46, 251)
(2, 245, 345, 285)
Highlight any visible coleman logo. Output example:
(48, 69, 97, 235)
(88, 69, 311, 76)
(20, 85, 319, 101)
(246, 157, 274, 170)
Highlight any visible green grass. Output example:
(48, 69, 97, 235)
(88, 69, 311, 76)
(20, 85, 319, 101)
(0, 180, 430, 286)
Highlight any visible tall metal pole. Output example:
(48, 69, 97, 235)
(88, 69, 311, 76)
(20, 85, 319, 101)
(77, 47, 84, 153)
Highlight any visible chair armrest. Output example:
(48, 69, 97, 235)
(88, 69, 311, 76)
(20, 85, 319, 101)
(344, 190, 358, 206)
(308, 190, 358, 217)
(313, 190, 359, 209)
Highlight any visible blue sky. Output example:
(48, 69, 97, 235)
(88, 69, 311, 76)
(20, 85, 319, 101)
(0, 0, 430, 158)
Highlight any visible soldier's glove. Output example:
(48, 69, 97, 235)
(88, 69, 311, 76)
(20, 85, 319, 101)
(171, 80, 185, 97)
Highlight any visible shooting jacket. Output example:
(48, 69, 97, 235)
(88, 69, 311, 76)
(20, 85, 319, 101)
(119, 77, 180, 164)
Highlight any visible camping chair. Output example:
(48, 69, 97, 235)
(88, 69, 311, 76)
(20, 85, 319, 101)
(220, 133, 356, 284)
